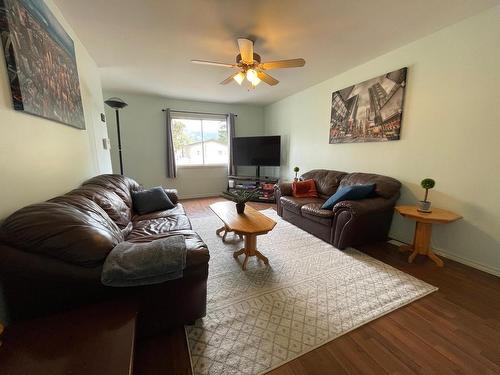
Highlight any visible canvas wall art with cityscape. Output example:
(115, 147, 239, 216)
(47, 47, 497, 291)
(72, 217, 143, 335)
(0, 0, 85, 129)
(329, 67, 407, 144)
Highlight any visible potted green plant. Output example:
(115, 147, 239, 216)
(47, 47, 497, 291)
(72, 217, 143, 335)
(418, 178, 435, 212)
(222, 188, 260, 214)
(293, 166, 300, 181)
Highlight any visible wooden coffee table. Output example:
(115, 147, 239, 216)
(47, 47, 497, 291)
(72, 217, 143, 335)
(210, 201, 276, 270)
(395, 205, 462, 267)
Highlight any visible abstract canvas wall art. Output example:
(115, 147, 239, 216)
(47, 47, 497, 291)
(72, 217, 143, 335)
(329, 67, 407, 143)
(0, 0, 85, 129)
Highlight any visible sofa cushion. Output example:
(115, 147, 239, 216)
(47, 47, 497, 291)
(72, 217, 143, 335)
(132, 203, 186, 221)
(82, 174, 141, 206)
(127, 215, 192, 241)
(280, 196, 325, 215)
(301, 169, 347, 197)
(79, 174, 142, 229)
(302, 211, 334, 226)
(339, 173, 401, 199)
(131, 187, 175, 214)
(0, 202, 122, 267)
(292, 179, 318, 198)
(321, 184, 375, 210)
(48, 194, 124, 239)
(301, 203, 335, 218)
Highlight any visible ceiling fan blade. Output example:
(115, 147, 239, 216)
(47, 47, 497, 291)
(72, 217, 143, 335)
(257, 71, 279, 86)
(220, 72, 238, 85)
(260, 58, 305, 70)
(191, 59, 235, 68)
(237, 38, 254, 64)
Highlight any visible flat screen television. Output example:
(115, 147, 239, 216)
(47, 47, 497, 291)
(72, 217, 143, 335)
(233, 136, 281, 167)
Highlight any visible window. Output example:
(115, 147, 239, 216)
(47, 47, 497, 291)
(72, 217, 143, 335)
(171, 114, 228, 166)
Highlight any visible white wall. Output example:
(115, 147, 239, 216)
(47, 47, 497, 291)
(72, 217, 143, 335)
(264, 6, 500, 275)
(103, 91, 266, 198)
(0, 0, 112, 322)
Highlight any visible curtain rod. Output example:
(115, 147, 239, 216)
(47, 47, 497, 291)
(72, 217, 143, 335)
(161, 109, 237, 117)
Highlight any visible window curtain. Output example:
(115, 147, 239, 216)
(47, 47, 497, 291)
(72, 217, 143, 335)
(165, 108, 177, 178)
(227, 113, 237, 176)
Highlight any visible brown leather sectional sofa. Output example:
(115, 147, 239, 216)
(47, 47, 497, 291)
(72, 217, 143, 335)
(275, 169, 401, 249)
(0, 174, 209, 336)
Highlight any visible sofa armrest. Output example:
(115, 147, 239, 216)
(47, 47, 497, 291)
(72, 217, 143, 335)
(331, 195, 399, 249)
(274, 182, 293, 216)
(333, 196, 396, 217)
(274, 182, 293, 197)
(163, 188, 179, 205)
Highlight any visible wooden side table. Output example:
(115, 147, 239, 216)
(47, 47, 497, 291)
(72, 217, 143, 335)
(395, 205, 462, 267)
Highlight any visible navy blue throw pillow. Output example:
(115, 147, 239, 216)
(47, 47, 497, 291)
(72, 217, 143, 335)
(321, 184, 376, 210)
(132, 187, 175, 214)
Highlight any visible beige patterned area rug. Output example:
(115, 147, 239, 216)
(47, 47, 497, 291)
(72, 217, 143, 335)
(186, 209, 437, 375)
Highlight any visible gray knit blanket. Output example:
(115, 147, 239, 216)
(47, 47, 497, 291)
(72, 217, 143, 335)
(101, 235, 186, 287)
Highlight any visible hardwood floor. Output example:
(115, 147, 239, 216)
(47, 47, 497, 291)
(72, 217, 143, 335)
(134, 197, 500, 375)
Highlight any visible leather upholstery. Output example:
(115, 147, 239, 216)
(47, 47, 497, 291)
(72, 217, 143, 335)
(301, 203, 334, 218)
(275, 169, 401, 249)
(132, 204, 186, 221)
(301, 169, 347, 197)
(128, 215, 192, 239)
(0, 201, 122, 267)
(0, 174, 209, 333)
(66, 185, 134, 229)
(280, 196, 325, 215)
(338, 172, 401, 199)
(163, 188, 179, 205)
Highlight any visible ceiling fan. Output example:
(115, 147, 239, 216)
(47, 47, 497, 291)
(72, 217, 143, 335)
(191, 38, 305, 88)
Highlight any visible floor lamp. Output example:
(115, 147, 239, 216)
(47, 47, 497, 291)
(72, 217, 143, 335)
(104, 97, 128, 175)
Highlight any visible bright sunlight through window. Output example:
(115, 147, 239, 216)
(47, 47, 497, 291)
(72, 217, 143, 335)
(172, 116, 228, 166)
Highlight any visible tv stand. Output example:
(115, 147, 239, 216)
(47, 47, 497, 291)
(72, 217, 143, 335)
(255, 165, 261, 178)
(227, 174, 279, 203)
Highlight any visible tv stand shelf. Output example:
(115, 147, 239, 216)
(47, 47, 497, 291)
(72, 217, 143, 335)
(227, 175, 279, 203)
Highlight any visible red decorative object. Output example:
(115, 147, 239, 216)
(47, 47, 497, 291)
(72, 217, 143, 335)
(292, 179, 318, 198)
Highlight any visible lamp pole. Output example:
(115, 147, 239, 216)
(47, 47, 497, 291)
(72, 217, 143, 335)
(104, 97, 128, 175)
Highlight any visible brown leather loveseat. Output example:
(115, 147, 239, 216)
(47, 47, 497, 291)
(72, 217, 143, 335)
(275, 169, 401, 249)
(0, 174, 209, 336)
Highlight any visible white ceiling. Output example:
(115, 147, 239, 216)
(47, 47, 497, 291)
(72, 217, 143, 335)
(54, 0, 498, 105)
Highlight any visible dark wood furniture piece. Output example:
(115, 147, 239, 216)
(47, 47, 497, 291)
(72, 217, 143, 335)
(0, 300, 137, 375)
(227, 175, 279, 203)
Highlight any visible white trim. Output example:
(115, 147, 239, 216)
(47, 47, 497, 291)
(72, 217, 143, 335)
(388, 239, 500, 277)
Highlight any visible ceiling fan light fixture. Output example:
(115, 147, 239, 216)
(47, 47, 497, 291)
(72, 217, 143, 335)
(251, 75, 261, 86)
(246, 69, 258, 83)
(192, 38, 304, 89)
(233, 71, 245, 85)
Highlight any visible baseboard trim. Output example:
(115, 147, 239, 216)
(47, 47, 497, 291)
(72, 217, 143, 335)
(433, 248, 500, 277)
(388, 239, 500, 277)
